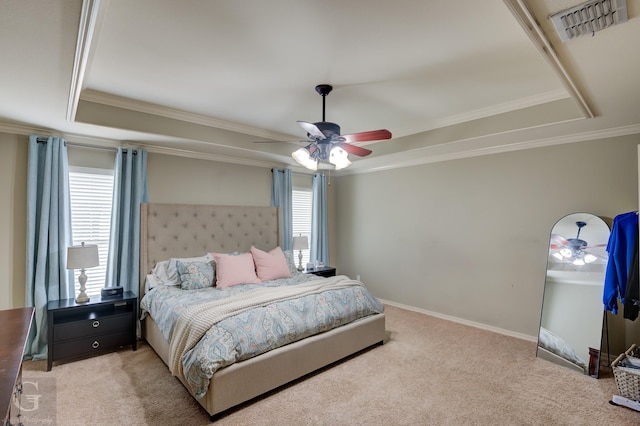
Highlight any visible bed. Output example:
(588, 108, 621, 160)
(138, 203, 386, 418)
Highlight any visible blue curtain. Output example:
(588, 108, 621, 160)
(25, 136, 74, 360)
(271, 168, 293, 251)
(311, 173, 329, 265)
(105, 148, 148, 296)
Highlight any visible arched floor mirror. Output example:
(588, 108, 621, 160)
(537, 212, 610, 377)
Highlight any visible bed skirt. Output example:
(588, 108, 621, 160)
(143, 312, 386, 416)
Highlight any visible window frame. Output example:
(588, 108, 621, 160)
(68, 166, 114, 298)
(292, 186, 312, 267)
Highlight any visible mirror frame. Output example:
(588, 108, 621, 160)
(537, 212, 610, 377)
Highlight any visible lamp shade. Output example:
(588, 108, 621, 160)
(292, 236, 309, 251)
(292, 148, 318, 171)
(329, 146, 352, 170)
(67, 242, 99, 270)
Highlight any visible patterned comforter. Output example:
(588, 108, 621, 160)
(140, 273, 384, 399)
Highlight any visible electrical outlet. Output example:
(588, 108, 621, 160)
(356, 274, 361, 281)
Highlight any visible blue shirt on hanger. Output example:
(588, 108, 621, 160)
(604, 211, 638, 314)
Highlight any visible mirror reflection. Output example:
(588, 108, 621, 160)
(537, 212, 610, 377)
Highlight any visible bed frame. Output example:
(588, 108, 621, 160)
(139, 203, 386, 417)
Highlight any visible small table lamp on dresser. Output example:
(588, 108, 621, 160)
(292, 235, 308, 272)
(67, 242, 99, 303)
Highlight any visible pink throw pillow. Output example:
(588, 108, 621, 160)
(250, 246, 292, 281)
(212, 252, 261, 288)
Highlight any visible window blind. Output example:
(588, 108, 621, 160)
(292, 188, 312, 266)
(68, 169, 114, 298)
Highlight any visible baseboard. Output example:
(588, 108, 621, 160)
(379, 298, 537, 342)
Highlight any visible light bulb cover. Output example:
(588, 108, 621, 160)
(292, 148, 318, 170)
(329, 146, 351, 170)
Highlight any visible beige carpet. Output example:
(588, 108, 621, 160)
(22, 305, 639, 425)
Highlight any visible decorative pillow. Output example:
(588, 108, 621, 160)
(176, 260, 215, 290)
(250, 246, 291, 281)
(152, 254, 213, 286)
(212, 252, 261, 288)
(282, 250, 299, 275)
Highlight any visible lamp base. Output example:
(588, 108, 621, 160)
(297, 250, 304, 271)
(75, 269, 90, 303)
(75, 292, 90, 304)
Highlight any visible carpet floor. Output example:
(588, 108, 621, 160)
(22, 305, 640, 425)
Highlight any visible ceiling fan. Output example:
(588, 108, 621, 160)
(273, 84, 392, 171)
(549, 221, 606, 265)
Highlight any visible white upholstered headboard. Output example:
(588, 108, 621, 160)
(139, 203, 282, 295)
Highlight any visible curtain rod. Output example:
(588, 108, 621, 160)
(35, 137, 131, 154)
(271, 168, 313, 176)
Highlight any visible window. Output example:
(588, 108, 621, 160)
(292, 187, 312, 266)
(68, 168, 114, 298)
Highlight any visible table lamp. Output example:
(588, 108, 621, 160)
(67, 242, 99, 303)
(292, 235, 309, 272)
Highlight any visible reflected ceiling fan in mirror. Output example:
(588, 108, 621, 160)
(259, 84, 392, 171)
(550, 221, 606, 265)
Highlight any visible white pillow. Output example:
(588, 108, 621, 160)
(152, 254, 213, 286)
(145, 274, 160, 294)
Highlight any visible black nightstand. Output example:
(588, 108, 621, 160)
(47, 291, 137, 371)
(304, 266, 336, 278)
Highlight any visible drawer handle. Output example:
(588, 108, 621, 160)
(92, 341, 99, 349)
(92, 320, 100, 328)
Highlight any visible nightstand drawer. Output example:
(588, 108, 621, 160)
(52, 331, 132, 360)
(47, 292, 137, 371)
(53, 312, 133, 342)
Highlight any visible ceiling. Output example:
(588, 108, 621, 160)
(1, 0, 639, 173)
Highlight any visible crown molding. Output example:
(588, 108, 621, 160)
(395, 89, 570, 138)
(80, 89, 295, 142)
(0, 122, 284, 169)
(3, 120, 639, 174)
(67, 0, 101, 122)
(503, 0, 594, 119)
(349, 123, 640, 174)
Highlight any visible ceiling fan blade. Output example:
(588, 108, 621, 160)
(253, 140, 308, 146)
(337, 142, 372, 157)
(297, 121, 326, 140)
(339, 129, 392, 143)
(549, 234, 570, 249)
(584, 243, 607, 249)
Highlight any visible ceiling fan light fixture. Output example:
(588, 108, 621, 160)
(573, 257, 586, 266)
(559, 248, 573, 258)
(288, 85, 391, 171)
(292, 148, 318, 171)
(584, 253, 598, 263)
(329, 146, 351, 170)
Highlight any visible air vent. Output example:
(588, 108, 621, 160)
(550, 0, 628, 42)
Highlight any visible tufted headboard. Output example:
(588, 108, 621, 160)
(139, 203, 281, 295)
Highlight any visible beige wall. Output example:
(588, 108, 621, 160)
(146, 153, 272, 206)
(2, 131, 637, 349)
(334, 135, 639, 343)
(0, 133, 28, 309)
